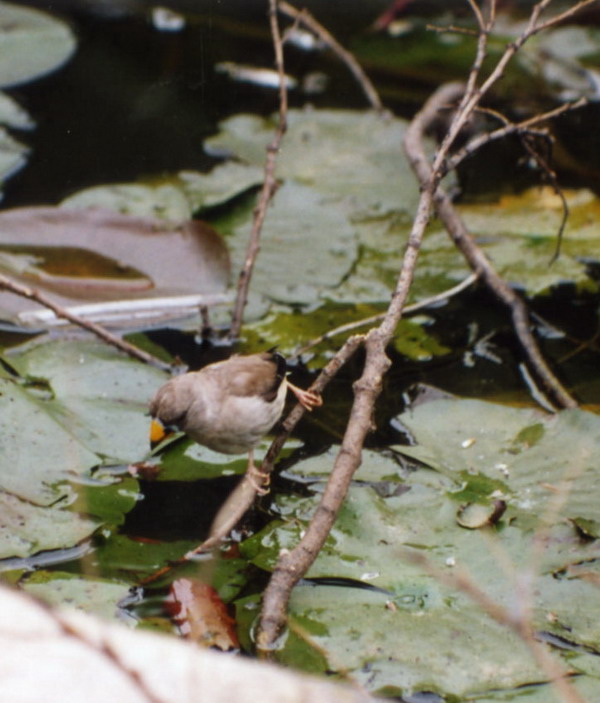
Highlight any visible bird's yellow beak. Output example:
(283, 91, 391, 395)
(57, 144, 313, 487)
(150, 417, 172, 449)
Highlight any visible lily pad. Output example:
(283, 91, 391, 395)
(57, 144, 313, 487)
(62, 183, 193, 223)
(0, 374, 100, 505)
(236, 399, 600, 697)
(204, 109, 422, 219)
(0, 3, 76, 89)
(22, 571, 132, 621)
(0, 491, 99, 560)
(447, 187, 600, 295)
(9, 339, 167, 464)
(219, 181, 358, 306)
(393, 398, 600, 525)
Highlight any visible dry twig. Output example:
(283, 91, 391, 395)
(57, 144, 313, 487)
(295, 272, 478, 357)
(227, 0, 289, 341)
(0, 273, 170, 371)
(278, 1, 383, 111)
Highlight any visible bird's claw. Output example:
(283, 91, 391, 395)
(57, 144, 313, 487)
(245, 464, 271, 495)
(288, 382, 323, 412)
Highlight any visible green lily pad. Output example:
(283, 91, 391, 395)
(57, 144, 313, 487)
(393, 398, 600, 524)
(62, 183, 193, 223)
(178, 162, 265, 213)
(22, 571, 131, 621)
(204, 109, 422, 219)
(236, 398, 600, 697)
(219, 181, 358, 306)
(0, 491, 99, 559)
(449, 187, 600, 295)
(9, 339, 167, 463)
(0, 374, 99, 505)
(154, 436, 302, 481)
(0, 3, 76, 89)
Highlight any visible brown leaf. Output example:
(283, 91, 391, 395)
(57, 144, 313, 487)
(0, 206, 230, 320)
(165, 578, 239, 651)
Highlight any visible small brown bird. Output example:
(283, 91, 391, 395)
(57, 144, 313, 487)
(149, 351, 322, 484)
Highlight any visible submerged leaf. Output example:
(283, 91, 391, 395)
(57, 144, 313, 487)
(0, 206, 230, 325)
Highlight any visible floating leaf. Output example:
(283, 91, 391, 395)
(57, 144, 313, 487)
(393, 398, 600, 524)
(204, 109, 422, 218)
(22, 571, 132, 621)
(9, 339, 167, 463)
(218, 182, 358, 306)
(237, 400, 600, 697)
(0, 492, 99, 559)
(0, 3, 76, 88)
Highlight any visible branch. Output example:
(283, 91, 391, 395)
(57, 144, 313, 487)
(0, 273, 171, 371)
(257, 83, 465, 650)
(277, 1, 383, 111)
(295, 272, 478, 357)
(446, 98, 588, 173)
(185, 334, 365, 557)
(404, 86, 577, 410)
(227, 0, 289, 341)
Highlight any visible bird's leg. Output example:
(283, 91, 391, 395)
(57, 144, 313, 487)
(244, 449, 271, 495)
(287, 380, 323, 411)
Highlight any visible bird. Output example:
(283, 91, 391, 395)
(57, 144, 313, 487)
(149, 350, 322, 490)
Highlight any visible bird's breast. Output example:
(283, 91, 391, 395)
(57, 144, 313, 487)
(182, 381, 287, 454)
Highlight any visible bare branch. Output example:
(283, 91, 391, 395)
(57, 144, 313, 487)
(404, 98, 577, 409)
(447, 98, 587, 172)
(0, 273, 170, 371)
(277, 1, 383, 111)
(295, 272, 478, 357)
(228, 0, 289, 340)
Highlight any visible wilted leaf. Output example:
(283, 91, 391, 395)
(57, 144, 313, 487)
(0, 206, 230, 324)
(166, 578, 239, 649)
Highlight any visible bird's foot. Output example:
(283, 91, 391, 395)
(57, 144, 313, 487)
(245, 463, 271, 495)
(288, 381, 323, 411)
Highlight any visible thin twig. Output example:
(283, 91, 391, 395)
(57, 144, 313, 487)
(404, 90, 577, 409)
(519, 132, 570, 263)
(277, 1, 383, 111)
(295, 272, 478, 357)
(228, 0, 289, 341)
(0, 273, 170, 371)
(446, 98, 587, 172)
